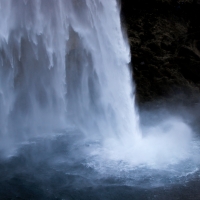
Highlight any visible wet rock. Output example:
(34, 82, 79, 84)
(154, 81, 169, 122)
(121, 0, 200, 106)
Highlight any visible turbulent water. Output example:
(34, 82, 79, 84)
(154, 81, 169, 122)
(0, 0, 200, 199)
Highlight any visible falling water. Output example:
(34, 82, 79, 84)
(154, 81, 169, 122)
(0, 0, 198, 176)
(0, 0, 140, 151)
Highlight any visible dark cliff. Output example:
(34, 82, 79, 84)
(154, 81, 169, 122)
(121, 0, 200, 107)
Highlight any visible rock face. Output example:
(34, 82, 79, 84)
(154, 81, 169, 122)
(121, 0, 200, 106)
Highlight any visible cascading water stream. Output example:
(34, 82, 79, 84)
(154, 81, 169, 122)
(0, 0, 140, 152)
(0, 0, 198, 174)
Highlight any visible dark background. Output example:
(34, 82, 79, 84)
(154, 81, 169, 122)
(121, 0, 200, 108)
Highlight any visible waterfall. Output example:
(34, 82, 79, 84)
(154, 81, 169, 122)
(0, 0, 140, 151)
(0, 1, 200, 196)
(0, 0, 195, 171)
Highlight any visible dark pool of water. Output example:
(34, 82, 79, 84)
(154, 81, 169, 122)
(0, 133, 200, 200)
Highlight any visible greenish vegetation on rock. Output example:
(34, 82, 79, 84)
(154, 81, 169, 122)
(121, 0, 200, 106)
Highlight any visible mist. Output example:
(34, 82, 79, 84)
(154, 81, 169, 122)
(0, 0, 200, 199)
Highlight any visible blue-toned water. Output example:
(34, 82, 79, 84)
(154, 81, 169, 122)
(0, 0, 200, 199)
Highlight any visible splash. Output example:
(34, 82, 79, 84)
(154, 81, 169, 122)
(0, 0, 196, 171)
